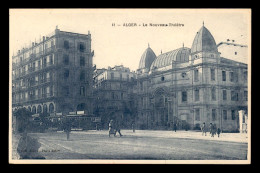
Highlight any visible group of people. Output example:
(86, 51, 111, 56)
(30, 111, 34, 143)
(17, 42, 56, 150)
(108, 119, 123, 137)
(201, 122, 221, 137)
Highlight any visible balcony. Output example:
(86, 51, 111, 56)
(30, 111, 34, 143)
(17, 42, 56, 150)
(45, 46, 55, 54)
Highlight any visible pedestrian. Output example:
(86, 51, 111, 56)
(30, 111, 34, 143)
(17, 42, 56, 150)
(114, 120, 123, 137)
(173, 123, 177, 132)
(108, 119, 114, 137)
(64, 119, 71, 140)
(217, 127, 221, 138)
(209, 123, 213, 136)
(201, 122, 207, 136)
(132, 122, 135, 133)
(96, 123, 99, 131)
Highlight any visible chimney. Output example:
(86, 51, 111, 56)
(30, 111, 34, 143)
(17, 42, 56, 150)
(43, 36, 45, 41)
(18, 50, 20, 54)
(32, 42, 34, 46)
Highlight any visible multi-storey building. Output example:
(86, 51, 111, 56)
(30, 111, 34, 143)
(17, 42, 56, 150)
(135, 24, 248, 132)
(93, 65, 137, 129)
(12, 27, 94, 116)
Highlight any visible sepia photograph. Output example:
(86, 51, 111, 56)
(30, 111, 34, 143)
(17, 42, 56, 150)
(9, 8, 251, 164)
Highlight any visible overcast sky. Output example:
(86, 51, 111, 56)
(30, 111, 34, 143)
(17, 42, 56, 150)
(10, 9, 250, 71)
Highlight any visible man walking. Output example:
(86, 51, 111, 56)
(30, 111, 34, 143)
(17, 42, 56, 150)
(64, 119, 71, 140)
(132, 122, 135, 133)
(115, 120, 123, 137)
(201, 122, 207, 136)
(217, 127, 221, 138)
(173, 123, 177, 132)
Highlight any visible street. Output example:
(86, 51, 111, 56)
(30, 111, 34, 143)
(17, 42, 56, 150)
(13, 130, 248, 160)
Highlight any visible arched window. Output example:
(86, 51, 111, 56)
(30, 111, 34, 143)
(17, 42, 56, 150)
(49, 103, 54, 113)
(80, 86, 85, 96)
(77, 103, 85, 111)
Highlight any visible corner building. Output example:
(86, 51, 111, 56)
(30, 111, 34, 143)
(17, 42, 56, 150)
(12, 28, 94, 115)
(136, 25, 248, 132)
(93, 65, 137, 129)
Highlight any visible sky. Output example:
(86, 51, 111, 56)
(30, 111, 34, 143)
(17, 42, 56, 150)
(9, 9, 250, 71)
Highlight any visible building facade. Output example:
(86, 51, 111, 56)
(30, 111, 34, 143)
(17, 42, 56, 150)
(93, 65, 137, 129)
(12, 27, 94, 116)
(135, 24, 248, 132)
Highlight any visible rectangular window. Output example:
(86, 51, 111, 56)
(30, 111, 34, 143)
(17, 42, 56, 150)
(121, 92, 124, 99)
(50, 85, 53, 96)
(182, 91, 187, 102)
(112, 92, 115, 99)
(223, 110, 227, 120)
(64, 86, 69, 96)
(79, 42, 85, 52)
(211, 88, 216, 101)
(63, 55, 69, 65)
(212, 109, 216, 121)
(80, 71, 85, 81)
(244, 71, 247, 82)
(222, 71, 226, 81)
(195, 109, 200, 121)
(244, 91, 248, 101)
(195, 89, 199, 101)
(38, 60, 41, 69)
(110, 72, 114, 79)
(230, 72, 234, 82)
(211, 68, 215, 81)
(194, 69, 199, 81)
(80, 56, 85, 66)
(64, 40, 69, 49)
(231, 91, 238, 101)
(50, 55, 53, 64)
(223, 90, 227, 100)
(43, 57, 47, 67)
(64, 69, 69, 79)
(231, 110, 236, 120)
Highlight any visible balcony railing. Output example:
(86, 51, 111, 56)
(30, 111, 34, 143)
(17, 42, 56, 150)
(45, 46, 55, 54)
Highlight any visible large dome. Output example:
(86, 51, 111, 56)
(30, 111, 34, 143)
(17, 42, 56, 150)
(150, 47, 191, 70)
(138, 46, 157, 70)
(191, 26, 218, 54)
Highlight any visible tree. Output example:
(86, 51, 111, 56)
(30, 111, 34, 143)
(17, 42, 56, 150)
(13, 107, 33, 133)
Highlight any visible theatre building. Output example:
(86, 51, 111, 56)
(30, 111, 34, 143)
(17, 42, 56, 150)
(12, 27, 94, 116)
(135, 24, 248, 132)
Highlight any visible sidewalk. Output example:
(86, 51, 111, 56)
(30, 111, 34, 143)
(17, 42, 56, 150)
(75, 130, 248, 143)
(129, 130, 248, 143)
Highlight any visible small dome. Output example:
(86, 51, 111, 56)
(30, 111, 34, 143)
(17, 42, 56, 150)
(191, 26, 218, 54)
(138, 46, 157, 70)
(150, 47, 191, 70)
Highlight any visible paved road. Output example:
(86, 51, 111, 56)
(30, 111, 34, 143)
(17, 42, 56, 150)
(24, 130, 248, 160)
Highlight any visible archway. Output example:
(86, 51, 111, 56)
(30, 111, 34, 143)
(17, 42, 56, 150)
(49, 103, 54, 113)
(152, 87, 170, 128)
(43, 104, 48, 115)
(32, 106, 36, 114)
(37, 105, 42, 113)
(27, 106, 31, 112)
(77, 103, 85, 111)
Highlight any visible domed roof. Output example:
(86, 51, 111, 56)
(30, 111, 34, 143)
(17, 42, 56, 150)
(150, 47, 191, 70)
(191, 25, 218, 54)
(138, 46, 157, 70)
